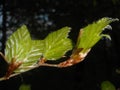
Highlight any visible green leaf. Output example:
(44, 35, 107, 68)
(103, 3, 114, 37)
(43, 27, 73, 60)
(5, 25, 44, 73)
(15, 40, 44, 72)
(5, 25, 31, 63)
(100, 34, 111, 40)
(101, 81, 116, 90)
(19, 84, 31, 90)
(77, 17, 119, 53)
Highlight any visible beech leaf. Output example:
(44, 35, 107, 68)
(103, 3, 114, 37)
(43, 27, 73, 60)
(76, 17, 119, 53)
(5, 25, 44, 73)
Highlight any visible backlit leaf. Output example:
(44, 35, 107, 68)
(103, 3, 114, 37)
(5, 25, 31, 63)
(77, 17, 119, 53)
(43, 27, 73, 60)
(15, 40, 44, 72)
(5, 25, 44, 73)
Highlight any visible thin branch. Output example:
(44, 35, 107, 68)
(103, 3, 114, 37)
(0, 49, 90, 81)
(0, 63, 58, 81)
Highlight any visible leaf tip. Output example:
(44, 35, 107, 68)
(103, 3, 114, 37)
(20, 24, 28, 29)
(98, 17, 119, 24)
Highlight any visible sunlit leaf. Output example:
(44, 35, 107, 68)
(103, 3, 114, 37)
(77, 17, 119, 53)
(5, 25, 44, 73)
(15, 40, 44, 72)
(5, 25, 31, 63)
(43, 27, 73, 60)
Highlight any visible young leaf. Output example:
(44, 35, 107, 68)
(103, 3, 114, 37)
(43, 27, 73, 60)
(5, 25, 31, 63)
(58, 17, 119, 68)
(5, 25, 44, 73)
(101, 81, 116, 90)
(15, 40, 44, 73)
(77, 17, 119, 53)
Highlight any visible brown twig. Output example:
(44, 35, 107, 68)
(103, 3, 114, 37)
(0, 49, 90, 81)
(5, 57, 22, 79)
(0, 63, 58, 81)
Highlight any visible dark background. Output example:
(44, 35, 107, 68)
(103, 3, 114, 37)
(0, 0, 120, 90)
